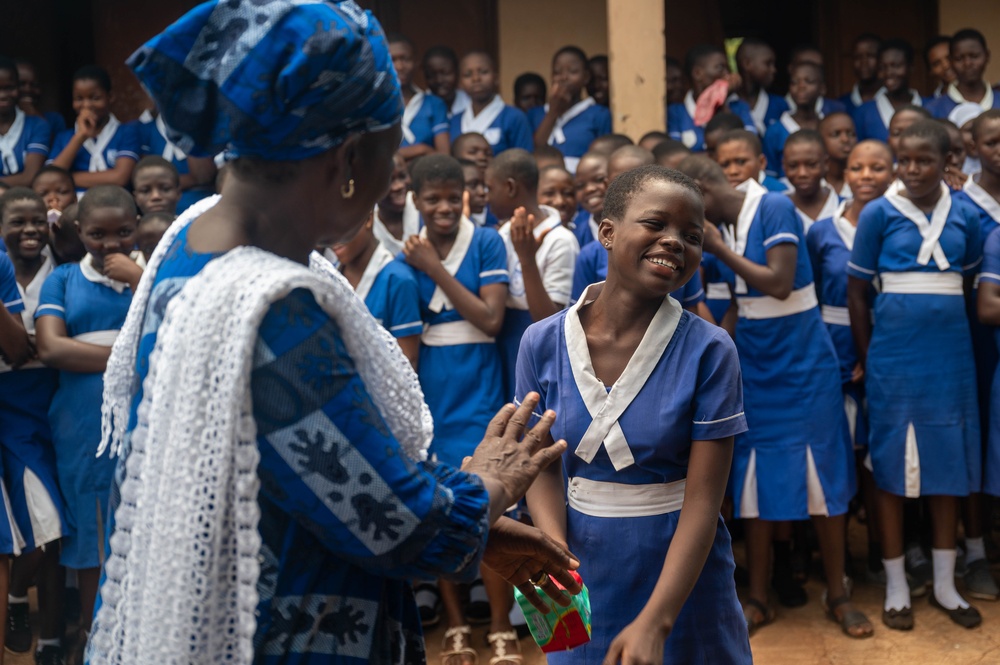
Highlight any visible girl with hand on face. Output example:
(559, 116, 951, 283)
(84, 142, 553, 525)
(528, 46, 612, 174)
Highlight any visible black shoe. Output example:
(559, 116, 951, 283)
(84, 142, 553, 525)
(7, 601, 32, 653)
(63, 588, 80, 624)
(34, 645, 65, 665)
(929, 592, 982, 629)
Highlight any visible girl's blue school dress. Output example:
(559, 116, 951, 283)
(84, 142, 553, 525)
(0, 254, 30, 555)
(323, 243, 422, 340)
(49, 115, 141, 195)
(568, 208, 598, 248)
(516, 285, 752, 664)
(980, 227, 1000, 496)
(0, 108, 50, 177)
(569, 240, 707, 311)
(747, 90, 789, 135)
(448, 95, 533, 156)
(36, 253, 135, 568)
(701, 251, 735, 323)
(412, 218, 509, 467)
(791, 186, 841, 236)
(847, 182, 982, 497)
(497, 206, 579, 399)
(762, 112, 814, 179)
(852, 88, 926, 142)
(839, 84, 869, 116)
(0, 250, 66, 554)
(400, 88, 449, 150)
(784, 95, 846, 118)
(926, 85, 1000, 119)
(667, 91, 755, 153)
(726, 179, 854, 521)
(139, 115, 214, 213)
(528, 99, 612, 173)
(807, 202, 868, 448)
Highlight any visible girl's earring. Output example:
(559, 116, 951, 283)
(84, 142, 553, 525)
(341, 178, 356, 199)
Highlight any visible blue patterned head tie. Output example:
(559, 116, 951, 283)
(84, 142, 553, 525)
(128, 0, 403, 161)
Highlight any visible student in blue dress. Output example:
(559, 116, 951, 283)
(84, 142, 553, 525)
(461, 158, 497, 230)
(522, 165, 753, 663)
(702, 112, 747, 161)
(785, 130, 841, 234)
(401, 155, 512, 661)
(452, 131, 492, 171)
(14, 59, 66, 142)
(807, 140, 894, 586)
(570, 151, 609, 248)
(888, 105, 932, 157)
(0, 188, 68, 663)
(538, 165, 579, 230)
(979, 227, 1000, 503)
(820, 112, 858, 199)
(0, 58, 50, 188)
(783, 46, 846, 118)
(371, 151, 418, 255)
(528, 46, 612, 173)
(735, 38, 788, 135)
(854, 40, 927, 143)
(927, 30, 1000, 119)
(839, 34, 882, 114)
(667, 44, 754, 153)
(451, 51, 533, 156)
(424, 45, 470, 119)
(925, 36, 957, 99)
(763, 62, 826, 179)
(714, 130, 787, 192)
(847, 120, 984, 630)
(131, 156, 181, 216)
(389, 35, 450, 161)
(137, 111, 216, 213)
(326, 214, 422, 368)
(48, 66, 140, 195)
(513, 72, 546, 115)
(35, 185, 142, 642)
(678, 155, 870, 638)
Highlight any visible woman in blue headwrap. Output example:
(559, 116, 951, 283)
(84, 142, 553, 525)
(86, 3, 578, 664)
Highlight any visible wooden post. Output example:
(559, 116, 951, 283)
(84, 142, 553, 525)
(606, 0, 666, 138)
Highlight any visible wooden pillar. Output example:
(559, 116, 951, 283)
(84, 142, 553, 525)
(606, 0, 666, 138)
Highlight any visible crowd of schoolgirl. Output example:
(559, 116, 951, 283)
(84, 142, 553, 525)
(1, 22, 1000, 665)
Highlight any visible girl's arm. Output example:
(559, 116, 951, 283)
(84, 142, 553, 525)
(398, 143, 436, 161)
(433, 132, 450, 155)
(71, 157, 137, 189)
(35, 315, 112, 373)
(50, 133, 88, 172)
(510, 211, 564, 321)
(0, 153, 45, 187)
(396, 334, 420, 370)
(846, 276, 873, 368)
(524, 441, 568, 548)
(403, 236, 507, 336)
(0, 307, 30, 368)
(701, 220, 797, 299)
(603, 436, 734, 664)
(978, 281, 1000, 326)
(533, 83, 572, 150)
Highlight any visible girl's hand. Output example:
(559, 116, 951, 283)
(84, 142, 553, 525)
(402, 236, 442, 275)
(851, 361, 865, 384)
(943, 166, 968, 192)
(76, 109, 100, 139)
(549, 81, 574, 116)
(701, 220, 727, 256)
(102, 253, 143, 286)
(602, 614, 669, 665)
(725, 72, 743, 95)
(510, 207, 547, 260)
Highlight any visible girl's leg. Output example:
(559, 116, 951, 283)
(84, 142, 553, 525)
(927, 495, 975, 611)
(858, 462, 883, 580)
(482, 566, 520, 662)
(7, 550, 41, 653)
(961, 492, 998, 600)
(744, 518, 775, 609)
(771, 521, 806, 607)
(812, 514, 873, 638)
(438, 579, 475, 665)
(77, 567, 101, 633)
(876, 489, 910, 615)
(0, 554, 8, 665)
(35, 546, 64, 652)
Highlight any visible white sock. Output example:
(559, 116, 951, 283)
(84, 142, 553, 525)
(7, 594, 27, 605)
(883, 555, 911, 612)
(965, 537, 987, 564)
(36, 638, 60, 652)
(932, 548, 969, 609)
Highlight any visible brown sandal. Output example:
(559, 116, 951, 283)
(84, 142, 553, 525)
(824, 595, 874, 639)
(441, 626, 478, 665)
(742, 598, 775, 637)
(486, 630, 522, 665)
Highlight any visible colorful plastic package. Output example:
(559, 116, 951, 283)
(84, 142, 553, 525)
(513, 570, 592, 653)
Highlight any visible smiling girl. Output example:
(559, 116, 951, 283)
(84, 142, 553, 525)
(855, 40, 927, 143)
(450, 51, 533, 156)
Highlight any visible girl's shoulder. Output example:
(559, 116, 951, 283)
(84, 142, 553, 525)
(521, 307, 568, 352)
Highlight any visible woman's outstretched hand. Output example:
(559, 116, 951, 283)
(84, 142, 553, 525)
(462, 393, 567, 524)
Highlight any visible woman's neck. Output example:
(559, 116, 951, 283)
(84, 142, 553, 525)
(10, 252, 43, 288)
(425, 227, 457, 259)
(904, 182, 943, 213)
(792, 105, 819, 124)
(341, 237, 379, 288)
(976, 168, 1000, 199)
(717, 189, 747, 226)
(957, 79, 987, 102)
(401, 84, 416, 104)
(739, 79, 761, 103)
(471, 93, 496, 115)
(584, 280, 662, 341)
(377, 205, 404, 239)
(0, 108, 15, 132)
(826, 161, 845, 189)
(792, 184, 826, 208)
(858, 79, 880, 98)
(887, 86, 912, 104)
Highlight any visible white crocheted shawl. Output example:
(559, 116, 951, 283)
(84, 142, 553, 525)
(88, 197, 434, 664)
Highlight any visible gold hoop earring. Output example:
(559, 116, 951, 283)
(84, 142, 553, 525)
(341, 178, 355, 199)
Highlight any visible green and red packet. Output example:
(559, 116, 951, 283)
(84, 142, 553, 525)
(513, 570, 591, 652)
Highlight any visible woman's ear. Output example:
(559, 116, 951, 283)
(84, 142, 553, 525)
(597, 218, 614, 249)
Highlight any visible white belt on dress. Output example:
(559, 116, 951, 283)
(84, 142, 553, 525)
(820, 305, 851, 327)
(879, 271, 963, 295)
(420, 320, 494, 347)
(706, 282, 732, 300)
(736, 285, 818, 320)
(567, 476, 685, 518)
(73, 330, 119, 347)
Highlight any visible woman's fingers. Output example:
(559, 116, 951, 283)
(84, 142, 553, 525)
(501, 392, 539, 441)
(484, 402, 517, 439)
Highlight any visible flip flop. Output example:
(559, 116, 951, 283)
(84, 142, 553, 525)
(742, 598, 775, 637)
(824, 595, 874, 639)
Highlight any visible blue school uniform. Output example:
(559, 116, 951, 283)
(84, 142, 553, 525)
(569, 240, 707, 309)
(847, 184, 982, 497)
(666, 91, 756, 153)
(449, 96, 533, 155)
(701, 250, 735, 323)
(926, 88, 1000, 119)
(400, 90, 449, 149)
(0, 252, 66, 553)
(760, 173, 788, 192)
(470, 207, 500, 229)
(139, 116, 214, 213)
(726, 179, 854, 521)
(838, 85, 869, 115)
(0, 109, 50, 176)
(806, 205, 868, 447)
(104, 211, 492, 663)
(49, 116, 140, 193)
(785, 95, 846, 118)
(980, 227, 1000, 496)
(413, 219, 508, 467)
(36, 255, 134, 568)
(762, 111, 823, 179)
(569, 208, 599, 248)
(0, 254, 28, 554)
(528, 99, 612, 172)
(497, 207, 578, 400)
(516, 289, 752, 664)
(747, 90, 789, 135)
(852, 89, 926, 142)
(41, 112, 66, 140)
